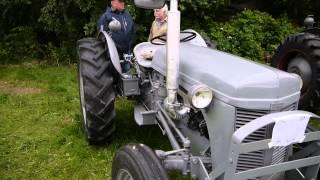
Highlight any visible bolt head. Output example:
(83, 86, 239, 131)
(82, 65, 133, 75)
(229, 158, 233, 163)
(184, 139, 191, 148)
(192, 158, 198, 164)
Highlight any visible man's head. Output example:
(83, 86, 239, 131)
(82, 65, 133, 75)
(154, 4, 168, 22)
(111, 0, 125, 12)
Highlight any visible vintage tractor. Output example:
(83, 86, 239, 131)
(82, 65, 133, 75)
(272, 15, 320, 113)
(77, 0, 320, 179)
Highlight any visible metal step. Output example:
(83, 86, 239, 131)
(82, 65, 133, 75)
(134, 105, 157, 126)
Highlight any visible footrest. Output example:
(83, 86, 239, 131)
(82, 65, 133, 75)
(134, 105, 157, 126)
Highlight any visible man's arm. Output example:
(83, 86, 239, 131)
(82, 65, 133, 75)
(97, 12, 110, 32)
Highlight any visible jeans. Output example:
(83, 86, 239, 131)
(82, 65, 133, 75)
(121, 61, 130, 73)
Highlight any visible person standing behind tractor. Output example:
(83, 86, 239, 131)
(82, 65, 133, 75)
(148, 4, 168, 41)
(97, 0, 135, 54)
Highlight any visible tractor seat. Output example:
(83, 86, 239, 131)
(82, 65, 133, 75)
(133, 42, 163, 68)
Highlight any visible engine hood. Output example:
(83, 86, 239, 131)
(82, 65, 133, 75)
(151, 43, 300, 109)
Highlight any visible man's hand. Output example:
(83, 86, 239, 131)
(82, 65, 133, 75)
(141, 51, 153, 60)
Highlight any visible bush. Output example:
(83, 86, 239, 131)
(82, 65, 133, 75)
(45, 42, 74, 65)
(0, 26, 75, 65)
(206, 10, 301, 61)
(0, 8, 301, 64)
(0, 26, 42, 64)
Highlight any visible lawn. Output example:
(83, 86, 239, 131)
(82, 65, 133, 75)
(0, 64, 173, 179)
(0, 64, 319, 180)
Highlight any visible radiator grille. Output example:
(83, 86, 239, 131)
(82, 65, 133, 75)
(271, 103, 296, 165)
(271, 147, 287, 165)
(235, 103, 296, 179)
(235, 108, 268, 175)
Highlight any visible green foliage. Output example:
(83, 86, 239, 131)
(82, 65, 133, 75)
(38, 0, 100, 36)
(45, 42, 74, 65)
(0, 26, 76, 65)
(0, 1, 309, 64)
(179, 0, 225, 20)
(1, 0, 228, 65)
(260, 0, 320, 23)
(206, 10, 301, 61)
(0, 26, 42, 64)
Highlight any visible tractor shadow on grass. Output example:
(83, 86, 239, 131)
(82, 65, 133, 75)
(113, 97, 172, 151)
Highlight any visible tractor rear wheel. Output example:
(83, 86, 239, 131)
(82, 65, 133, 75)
(272, 33, 320, 112)
(112, 144, 169, 180)
(77, 37, 116, 145)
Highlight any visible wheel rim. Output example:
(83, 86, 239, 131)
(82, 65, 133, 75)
(287, 56, 312, 93)
(79, 63, 88, 127)
(116, 169, 134, 180)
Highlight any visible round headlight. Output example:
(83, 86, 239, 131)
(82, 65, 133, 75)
(189, 85, 213, 109)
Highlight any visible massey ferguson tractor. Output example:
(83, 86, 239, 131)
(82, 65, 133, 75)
(77, 0, 320, 179)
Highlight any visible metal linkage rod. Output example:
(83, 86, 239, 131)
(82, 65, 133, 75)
(157, 102, 190, 148)
(157, 111, 181, 150)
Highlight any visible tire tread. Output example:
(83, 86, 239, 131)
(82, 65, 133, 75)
(77, 37, 116, 145)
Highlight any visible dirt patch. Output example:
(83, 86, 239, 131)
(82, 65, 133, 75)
(0, 81, 43, 95)
(61, 114, 73, 127)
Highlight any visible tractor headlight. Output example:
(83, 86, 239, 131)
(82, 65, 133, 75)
(189, 85, 213, 109)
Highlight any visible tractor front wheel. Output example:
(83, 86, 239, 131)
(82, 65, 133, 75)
(112, 144, 169, 180)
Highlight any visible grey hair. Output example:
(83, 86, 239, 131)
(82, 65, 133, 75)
(160, 4, 168, 15)
(162, 4, 168, 15)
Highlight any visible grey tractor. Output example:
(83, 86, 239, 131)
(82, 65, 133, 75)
(77, 1, 320, 179)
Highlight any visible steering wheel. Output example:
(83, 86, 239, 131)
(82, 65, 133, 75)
(150, 31, 197, 45)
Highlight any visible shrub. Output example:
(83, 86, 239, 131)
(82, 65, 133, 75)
(0, 9, 301, 64)
(206, 10, 301, 61)
(0, 26, 41, 64)
(45, 42, 74, 65)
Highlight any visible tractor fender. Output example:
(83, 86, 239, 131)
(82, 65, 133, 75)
(98, 31, 122, 74)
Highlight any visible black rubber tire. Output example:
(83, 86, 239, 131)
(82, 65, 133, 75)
(112, 144, 169, 180)
(77, 37, 116, 145)
(272, 33, 320, 112)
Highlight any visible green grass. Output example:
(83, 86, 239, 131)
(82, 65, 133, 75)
(0, 64, 176, 180)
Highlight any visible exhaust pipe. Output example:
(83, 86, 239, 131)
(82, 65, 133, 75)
(165, 0, 180, 117)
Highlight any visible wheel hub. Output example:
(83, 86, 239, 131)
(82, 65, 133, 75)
(287, 56, 312, 92)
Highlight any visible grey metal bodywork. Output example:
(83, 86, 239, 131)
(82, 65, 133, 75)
(134, 0, 165, 9)
(146, 42, 320, 179)
(115, 30, 320, 179)
(99, 31, 122, 74)
(202, 99, 237, 170)
(151, 43, 301, 109)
